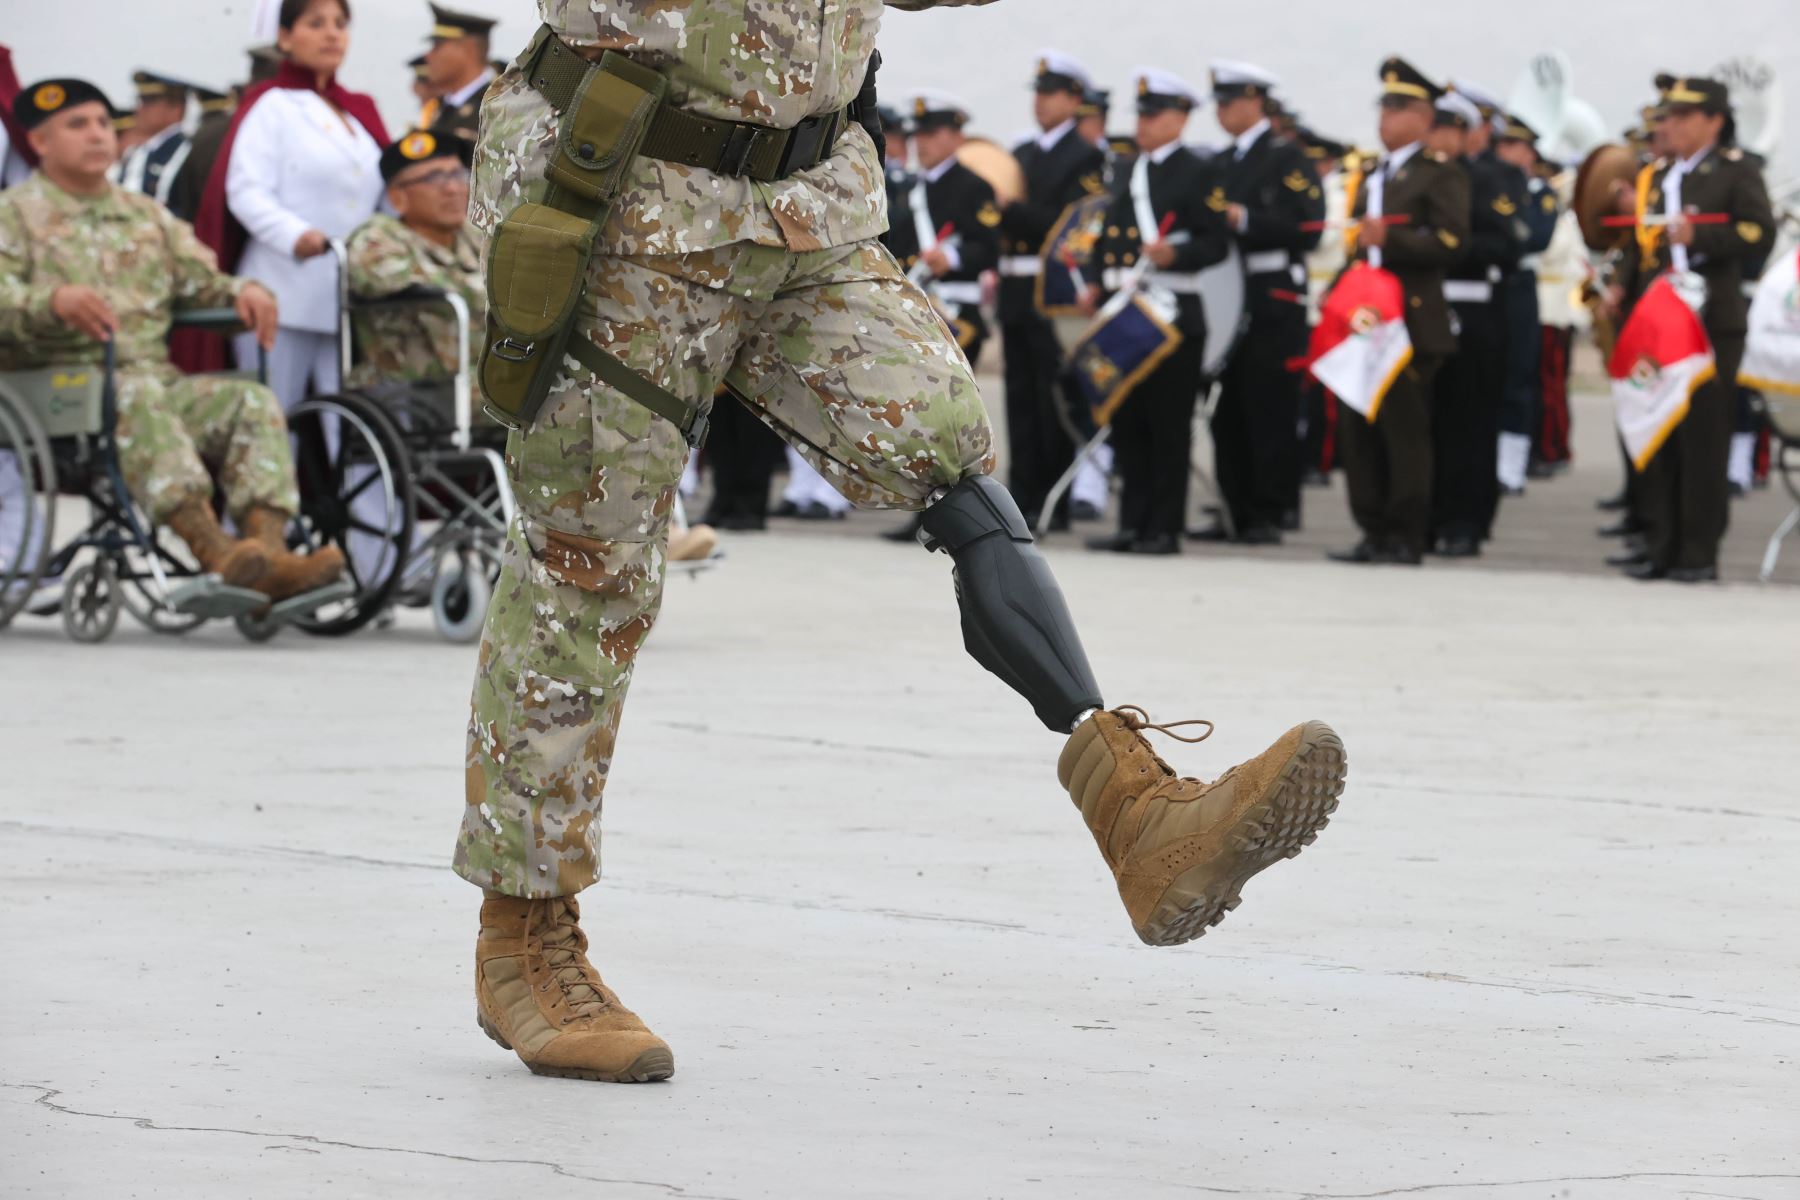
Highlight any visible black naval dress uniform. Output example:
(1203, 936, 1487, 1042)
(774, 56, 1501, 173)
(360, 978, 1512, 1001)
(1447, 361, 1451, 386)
(1088, 144, 1231, 552)
(999, 101, 1107, 528)
(423, 4, 498, 144)
(1337, 135, 1471, 563)
(886, 158, 1002, 366)
(1430, 148, 1527, 552)
(1616, 81, 1776, 578)
(1209, 119, 1325, 541)
(165, 89, 234, 224)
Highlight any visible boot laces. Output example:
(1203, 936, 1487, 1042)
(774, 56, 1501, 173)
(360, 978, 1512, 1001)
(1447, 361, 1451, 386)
(1113, 705, 1215, 780)
(537, 898, 611, 1018)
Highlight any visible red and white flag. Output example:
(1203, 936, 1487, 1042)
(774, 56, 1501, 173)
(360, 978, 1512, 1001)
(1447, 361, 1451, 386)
(1308, 262, 1412, 421)
(1740, 248, 1800, 398)
(1611, 275, 1715, 471)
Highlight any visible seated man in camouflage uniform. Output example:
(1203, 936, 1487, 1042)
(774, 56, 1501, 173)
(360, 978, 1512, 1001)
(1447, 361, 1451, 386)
(346, 130, 487, 404)
(0, 78, 343, 600)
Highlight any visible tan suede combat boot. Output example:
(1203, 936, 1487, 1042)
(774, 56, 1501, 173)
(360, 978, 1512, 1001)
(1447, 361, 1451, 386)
(1060, 706, 1347, 947)
(475, 892, 675, 1082)
(243, 507, 346, 601)
(165, 500, 269, 588)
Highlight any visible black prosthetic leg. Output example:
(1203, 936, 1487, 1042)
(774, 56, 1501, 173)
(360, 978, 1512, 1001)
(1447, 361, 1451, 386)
(920, 476, 1104, 732)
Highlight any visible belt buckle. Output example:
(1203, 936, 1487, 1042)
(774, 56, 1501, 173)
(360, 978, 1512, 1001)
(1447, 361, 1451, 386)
(776, 115, 829, 178)
(681, 407, 710, 450)
(719, 124, 761, 177)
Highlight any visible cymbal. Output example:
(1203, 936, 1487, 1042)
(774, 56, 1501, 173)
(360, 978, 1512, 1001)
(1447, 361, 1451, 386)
(1574, 142, 1641, 252)
(956, 138, 1026, 207)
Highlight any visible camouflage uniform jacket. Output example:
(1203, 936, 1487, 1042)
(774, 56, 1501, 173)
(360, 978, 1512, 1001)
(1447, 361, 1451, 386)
(0, 171, 246, 372)
(477, 0, 999, 256)
(346, 213, 486, 393)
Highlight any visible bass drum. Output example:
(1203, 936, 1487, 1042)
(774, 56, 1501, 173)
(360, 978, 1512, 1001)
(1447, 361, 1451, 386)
(955, 137, 1026, 207)
(1198, 242, 1248, 381)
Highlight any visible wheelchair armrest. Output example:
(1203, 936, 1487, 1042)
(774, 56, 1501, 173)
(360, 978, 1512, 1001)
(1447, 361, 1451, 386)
(170, 307, 248, 336)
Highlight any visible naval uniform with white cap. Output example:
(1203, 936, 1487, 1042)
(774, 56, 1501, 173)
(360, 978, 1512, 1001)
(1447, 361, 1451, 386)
(1191, 60, 1324, 546)
(1427, 84, 1527, 557)
(1082, 70, 1230, 556)
(998, 50, 1109, 530)
(1330, 58, 1470, 566)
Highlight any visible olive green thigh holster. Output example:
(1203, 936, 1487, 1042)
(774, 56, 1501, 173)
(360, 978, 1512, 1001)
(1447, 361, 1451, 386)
(480, 41, 702, 440)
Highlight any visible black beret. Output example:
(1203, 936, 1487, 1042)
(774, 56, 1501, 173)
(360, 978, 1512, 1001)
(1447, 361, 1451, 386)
(380, 128, 473, 182)
(13, 78, 116, 132)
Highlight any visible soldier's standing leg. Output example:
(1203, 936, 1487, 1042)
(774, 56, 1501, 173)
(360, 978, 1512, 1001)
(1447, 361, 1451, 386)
(1382, 359, 1437, 560)
(1677, 337, 1742, 572)
(1207, 348, 1253, 535)
(1242, 299, 1309, 539)
(1334, 404, 1388, 550)
(1143, 342, 1204, 546)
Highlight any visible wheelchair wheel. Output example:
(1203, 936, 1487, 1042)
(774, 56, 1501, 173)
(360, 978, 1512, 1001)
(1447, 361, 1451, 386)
(0, 382, 57, 630)
(284, 392, 415, 636)
(62, 558, 121, 643)
(430, 546, 494, 643)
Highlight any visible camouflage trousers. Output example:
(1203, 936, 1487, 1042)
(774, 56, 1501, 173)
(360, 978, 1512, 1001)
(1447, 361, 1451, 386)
(115, 367, 300, 525)
(454, 239, 996, 897)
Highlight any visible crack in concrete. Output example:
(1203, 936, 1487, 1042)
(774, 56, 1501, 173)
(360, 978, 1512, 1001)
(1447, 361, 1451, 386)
(6, 1084, 743, 1199)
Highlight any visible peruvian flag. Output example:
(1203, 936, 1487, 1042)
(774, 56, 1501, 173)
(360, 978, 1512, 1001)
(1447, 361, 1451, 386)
(1611, 275, 1716, 471)
(1308, 262, 1413, 421)
(1740, 248, 1800, 399)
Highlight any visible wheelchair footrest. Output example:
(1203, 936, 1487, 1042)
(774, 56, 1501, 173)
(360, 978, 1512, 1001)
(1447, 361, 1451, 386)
(167, 579, 269, 619)
(266, 579, 356, 622)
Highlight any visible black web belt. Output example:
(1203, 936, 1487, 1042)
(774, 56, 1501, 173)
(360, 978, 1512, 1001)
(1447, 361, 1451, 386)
(524, 29, 849, 182)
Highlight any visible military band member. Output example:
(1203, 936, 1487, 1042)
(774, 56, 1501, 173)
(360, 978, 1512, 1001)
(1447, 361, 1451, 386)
(1190, 61, 1324, 545)
(1330, 58, 1471, 566)
(421, 2, 498, 144)
(1492, 113, 1560, 493)
(1613, 76, 1775, 581)
(1082, 69, 1230, 556)
(1427, 86, 1526, 556)
(1, 78, 343, 602)
(164, 85, 234, 224)
(345, 130, 485, 396)
(410, 54, 441, 120)
(115, 71, 189, 205)
(998, 50, 1108, 530)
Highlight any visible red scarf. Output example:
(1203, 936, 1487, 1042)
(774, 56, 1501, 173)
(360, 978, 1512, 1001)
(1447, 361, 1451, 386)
(0, 44, 39, 169)
(192, 59, 389, 273)
(178, 60, 388, 372)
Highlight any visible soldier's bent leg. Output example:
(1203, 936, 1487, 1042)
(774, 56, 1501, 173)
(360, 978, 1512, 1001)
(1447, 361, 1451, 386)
(731, 240, 1345, 944)
(728, 240, 1099, 731)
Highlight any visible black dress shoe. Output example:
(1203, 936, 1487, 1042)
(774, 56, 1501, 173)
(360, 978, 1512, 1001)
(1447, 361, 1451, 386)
(1500, 483, 1526, 498)
(1605, 548, 1649, 568)
(1185, 522, 1233, 542)
(1596, 491, 1629, 512)
(1435, 535, 1480, 558)
(1623, 561, 1667, 581)
(1669, 564, 1719, 583)
(716, 512, 767, 532)
(1280, 508, 1301, 532)
(1238, 523, 1283, 545)
(1327, 540, 1380, 563)
(1127, 532, 1180, 555)
(1383, 540, 1423, 565)
(1069, 499, 1103, 522)
(796, 501, 846, 521)
(1526, 459, 1556, 480)
(770, 499, 801, 518)
(1598, 517, 1644, 538)
(1085, 531, 1137, 552)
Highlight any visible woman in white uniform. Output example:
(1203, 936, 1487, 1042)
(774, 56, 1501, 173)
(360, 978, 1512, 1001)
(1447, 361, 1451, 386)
(224, 0, 384, 410)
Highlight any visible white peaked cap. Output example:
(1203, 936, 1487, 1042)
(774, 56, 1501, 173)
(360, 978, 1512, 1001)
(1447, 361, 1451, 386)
(1209, 59, 1282, 94)
(1033, 49, 1095, 92)
(1135, 67, 1202, 108)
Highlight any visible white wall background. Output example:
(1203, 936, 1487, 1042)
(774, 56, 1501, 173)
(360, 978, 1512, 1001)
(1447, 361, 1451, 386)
(8, 1, 1798, 179)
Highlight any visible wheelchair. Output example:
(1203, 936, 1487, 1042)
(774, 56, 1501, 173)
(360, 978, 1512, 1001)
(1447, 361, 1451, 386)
(1756, 387, 1800, 582)
(0, 310, 410, 642)
(329, 242, 513, 642)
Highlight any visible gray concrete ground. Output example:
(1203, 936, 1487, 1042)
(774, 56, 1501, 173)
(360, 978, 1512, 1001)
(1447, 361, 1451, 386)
(4, 372, 1799, 1196)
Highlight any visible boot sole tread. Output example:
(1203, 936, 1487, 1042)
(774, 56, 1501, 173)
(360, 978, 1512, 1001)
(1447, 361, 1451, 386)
(477, 1010, 674, 1083)
(1137, 726, 1347, 947)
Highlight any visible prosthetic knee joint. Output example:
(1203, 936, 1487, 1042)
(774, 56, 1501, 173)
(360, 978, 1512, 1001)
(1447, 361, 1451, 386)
(920, 475, 1103, 732)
